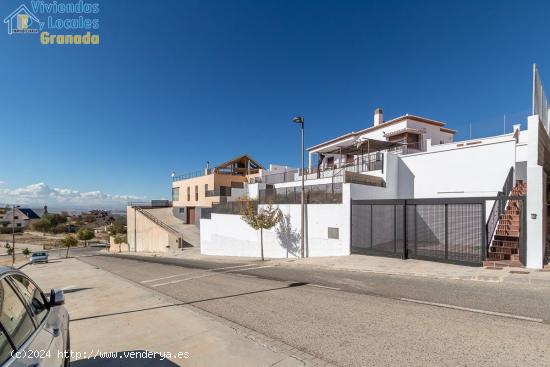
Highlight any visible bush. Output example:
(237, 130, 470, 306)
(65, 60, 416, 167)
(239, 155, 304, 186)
(51, 224, 69, 234)
(108, 218, 126, 236)
(31, 213, 68, 233)
(22, 248, 30, 256)
(114, 234, 127, 244)
(77, 228, 94, 246)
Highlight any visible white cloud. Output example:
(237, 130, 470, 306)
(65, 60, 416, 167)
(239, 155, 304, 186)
(0, 181, 5, 185)
(0, 182, 145, 209)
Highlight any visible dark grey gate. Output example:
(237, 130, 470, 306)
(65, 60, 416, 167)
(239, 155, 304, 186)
(351, 198, 493, 265)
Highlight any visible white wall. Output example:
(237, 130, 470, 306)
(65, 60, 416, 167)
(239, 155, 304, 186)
(127, 207, 178, 253)
(399, 139, 517, 198)
(201, 188, 352, 258)
(526, 115, 547, 269)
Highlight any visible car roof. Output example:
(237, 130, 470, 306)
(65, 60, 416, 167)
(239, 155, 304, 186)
(0, 266, 21, 276)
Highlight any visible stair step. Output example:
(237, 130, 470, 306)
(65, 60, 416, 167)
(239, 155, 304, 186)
(483, 260, 523, 268)
(487, 252, 510, 261)
(490, 247, 518, 255)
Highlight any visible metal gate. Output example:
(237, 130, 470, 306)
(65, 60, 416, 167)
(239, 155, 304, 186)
(351, 198, 504, 265)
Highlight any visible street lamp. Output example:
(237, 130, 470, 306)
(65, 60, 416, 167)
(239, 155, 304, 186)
(292, 116, 306, 258)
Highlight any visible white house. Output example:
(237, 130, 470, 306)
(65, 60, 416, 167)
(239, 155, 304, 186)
(0, 207, 40, 231)
(200, 66, 550, 270)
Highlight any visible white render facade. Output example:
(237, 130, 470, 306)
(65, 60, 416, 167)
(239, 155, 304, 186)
(200, 106, 550, 269)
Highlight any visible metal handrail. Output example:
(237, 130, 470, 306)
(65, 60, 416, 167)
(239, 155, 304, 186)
(331, 153, 384, 186)
(206, 186, 232, 197)
(172, 169, 210, 182)
(486, 167, 515, 249)
(133, 206, 181, 237)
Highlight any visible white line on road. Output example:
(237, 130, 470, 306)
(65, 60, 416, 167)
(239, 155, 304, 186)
(140, 264, 258, 284)
(151, 265, 276, 287)
(306, 284, 341, 291)
(400, 298, 544, 323)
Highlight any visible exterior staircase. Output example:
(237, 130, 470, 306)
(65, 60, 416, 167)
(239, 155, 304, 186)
(483, 181, 527, 268)
(135, 206, 200, 248)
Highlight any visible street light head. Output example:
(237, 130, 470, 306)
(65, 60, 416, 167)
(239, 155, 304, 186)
(292, 116, 304, 124)
(171, 172, 176, 178)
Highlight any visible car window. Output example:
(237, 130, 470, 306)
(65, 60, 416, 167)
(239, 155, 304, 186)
(9, 275, 48, 326)
(0, 279, 35, 349)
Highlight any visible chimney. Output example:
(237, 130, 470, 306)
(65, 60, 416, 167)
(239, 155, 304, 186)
(374, 108, 383, 126)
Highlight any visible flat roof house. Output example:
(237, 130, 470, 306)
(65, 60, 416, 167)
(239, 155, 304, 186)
(171, 154, 263, 225)
(200, 66, 550, 270)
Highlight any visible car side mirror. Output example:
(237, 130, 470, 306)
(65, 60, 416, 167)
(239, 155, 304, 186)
(49, 288, 65, 307)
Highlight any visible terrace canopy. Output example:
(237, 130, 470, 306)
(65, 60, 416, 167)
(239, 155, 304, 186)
(319, 138, 404, 156)
(214, 154, 263, 176)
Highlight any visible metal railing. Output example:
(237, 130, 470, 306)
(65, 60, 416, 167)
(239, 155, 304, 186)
(486, 167, 514, 249)
(172, 170, 209, 182)
(258, 152, 384, 185)
(128, 200, 172, 208)
(259, 183, 342, 204)
(205, 186, 232, 197)
(133, 206, 180, 237)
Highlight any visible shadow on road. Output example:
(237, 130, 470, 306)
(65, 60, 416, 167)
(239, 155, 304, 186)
(63, 287, 93, 294)
(71, 282, 308, 322)
(71, 351, 180, 367)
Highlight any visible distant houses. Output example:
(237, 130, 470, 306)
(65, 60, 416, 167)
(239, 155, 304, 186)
(0, 207, 41, 232)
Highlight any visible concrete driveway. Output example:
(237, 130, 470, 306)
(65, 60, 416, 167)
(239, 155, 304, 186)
(22, 258, 314, 366)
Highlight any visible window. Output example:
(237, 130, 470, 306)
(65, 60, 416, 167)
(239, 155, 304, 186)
(187, 187, 190, 201)
(195, 185, 199, 201)
(172, 187, 180, 202)
(16, 223, 21, 228)
(328, 227, 339, 239)
(9, 274, 48, 325)
(13, 216, 18, 220)
(326, 157, 334, 168)
(204, 184, 208, 195)
(0, 329, 12, 365)
(0, 279, 35, 350)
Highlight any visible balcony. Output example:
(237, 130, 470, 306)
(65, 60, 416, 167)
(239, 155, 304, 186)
(206, 186, 232, 197)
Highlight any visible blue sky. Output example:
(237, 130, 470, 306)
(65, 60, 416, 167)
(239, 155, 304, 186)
(1, 0, 549, 208)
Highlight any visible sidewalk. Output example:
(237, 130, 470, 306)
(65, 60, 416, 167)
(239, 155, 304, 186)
(107, 250, 550, 286)
(272, 255, 550, 286)
(23, 258, 317, 366)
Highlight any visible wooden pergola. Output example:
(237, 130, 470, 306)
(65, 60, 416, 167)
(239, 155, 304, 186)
(214, 154, 263, 176)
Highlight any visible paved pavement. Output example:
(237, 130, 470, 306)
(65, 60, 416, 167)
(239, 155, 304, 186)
(103, 253, 550, 321)
(23, 257, 316, 366)
(81, 254, 550, 367)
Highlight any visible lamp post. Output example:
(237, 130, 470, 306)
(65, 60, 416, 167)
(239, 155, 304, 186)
(292, 116, 305, 258)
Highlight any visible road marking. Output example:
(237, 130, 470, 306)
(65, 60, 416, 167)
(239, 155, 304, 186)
(140, 264, 258, 284)
(306, 284, 341, 291)
(400, 298, 544, 323)
(151, 266, 276, 287)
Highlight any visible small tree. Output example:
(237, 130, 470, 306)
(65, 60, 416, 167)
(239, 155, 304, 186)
(241, 202, 282, 261)
(114, 234, 127, 253)
(60, 234, 78, 258)
(5, 244, 13, 256)
(108, 218, 126, 236)
(77, 228, 94, 247)
(22, 248, 30, 256)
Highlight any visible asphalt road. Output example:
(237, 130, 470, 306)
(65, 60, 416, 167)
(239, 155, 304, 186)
(78, 254, 550, 366)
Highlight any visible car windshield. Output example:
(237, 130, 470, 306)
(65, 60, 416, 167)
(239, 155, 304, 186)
(32, 253, 46, 257)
